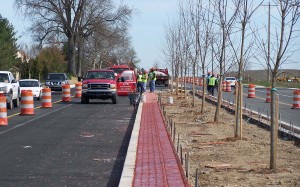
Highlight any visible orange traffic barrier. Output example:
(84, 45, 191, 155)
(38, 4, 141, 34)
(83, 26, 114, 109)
(292, 90, 300, 109)
(265, 87, 271, 103)
(20, 90, 34, 115)
(75, 82, 82, 98)
(62, 84, 71, 102)
(247, 84, 256, 98)
(222, 81, 226, 92)
(0, 94, 8, 125)
(225, 81, 231, 92)
(41, 87, 52, 108)
(199, 78, 203, 87)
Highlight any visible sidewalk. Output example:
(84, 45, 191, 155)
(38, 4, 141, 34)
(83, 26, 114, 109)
(119, 92, 189, 187)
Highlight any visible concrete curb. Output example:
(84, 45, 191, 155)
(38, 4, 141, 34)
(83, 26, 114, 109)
(118, 100, 143, 187)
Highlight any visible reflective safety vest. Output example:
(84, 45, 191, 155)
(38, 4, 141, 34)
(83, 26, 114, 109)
(137, 74, 142, 82)
(149, 72, 156, 81)
(141, 73, 148, 82)
(209, 77, 217, 86)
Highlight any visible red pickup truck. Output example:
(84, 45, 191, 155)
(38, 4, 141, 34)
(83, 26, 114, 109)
(80, 69, 118, 104)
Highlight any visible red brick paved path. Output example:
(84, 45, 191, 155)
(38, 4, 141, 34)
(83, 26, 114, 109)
(132, 93, 188, 187)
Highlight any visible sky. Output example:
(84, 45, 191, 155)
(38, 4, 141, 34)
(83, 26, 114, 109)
(0, 1, 299, 71)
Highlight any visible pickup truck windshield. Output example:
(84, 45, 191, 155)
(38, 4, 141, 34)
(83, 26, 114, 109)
(86, 72, 115, 80)
(48, 74, 65, 80)
(20, 81, 39, 87)
(0, 74, 9, 83)
(110, 68, 130, 74)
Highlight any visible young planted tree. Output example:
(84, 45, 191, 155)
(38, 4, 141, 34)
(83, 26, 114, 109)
(255, 0, 300, 171)
(232, 0, 263, 139)
(213, 0, 240, 122)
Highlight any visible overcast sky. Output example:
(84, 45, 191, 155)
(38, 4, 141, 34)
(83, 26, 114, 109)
(0, 1, 299, 71)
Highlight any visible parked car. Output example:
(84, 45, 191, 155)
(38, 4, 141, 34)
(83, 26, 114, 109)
(19, 79, 43, 100)
(45, 73, 68, 91)
(224, 77, 237, 87)
(116, 70, 137, 96)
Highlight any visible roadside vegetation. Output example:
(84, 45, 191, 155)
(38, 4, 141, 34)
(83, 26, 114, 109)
(0, 1, 140, 81)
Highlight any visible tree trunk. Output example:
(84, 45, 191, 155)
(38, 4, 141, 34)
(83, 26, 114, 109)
(270, 77, 278, 171)
(67, 36, 76, 75)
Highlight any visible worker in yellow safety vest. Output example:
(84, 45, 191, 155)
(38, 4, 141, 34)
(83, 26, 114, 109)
(141, 70, 148, 93)
(208, 73, 217, 96)
(136, 71, 143, 94)
(149, 68, 156, 92)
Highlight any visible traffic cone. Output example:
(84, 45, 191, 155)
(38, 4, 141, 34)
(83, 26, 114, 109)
(265, 87, 271, 103)
(247, 84, 256, 98)
(75, 82, 82, 98)
(292, 90, 300, 109)
(20, 90, 34, 115)
(0, 94, 8, 126)
(225, 81, 231, 92)
(41, 87, 52, 108)
(62, 84, 71, 102)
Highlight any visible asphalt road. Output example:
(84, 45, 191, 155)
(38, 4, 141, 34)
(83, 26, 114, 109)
(0, 89, 136, 186)
(222, 86, 299, 128)
(185, 84, 300, 128)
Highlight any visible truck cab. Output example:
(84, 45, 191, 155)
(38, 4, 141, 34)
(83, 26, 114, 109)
(109, 64, 131, 79)
(116, 70, 137, 96)
(81, 69, 118, 104)
(0, 71, 20, 109)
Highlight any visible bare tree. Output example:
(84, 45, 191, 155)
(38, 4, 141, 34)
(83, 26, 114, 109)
(213, 0, 240, 122)
(15, 0, 132, 76)
(255, 0, 300, 171)
(231, 0, 263, 139)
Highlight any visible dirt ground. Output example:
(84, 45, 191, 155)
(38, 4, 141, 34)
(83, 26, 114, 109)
(158, 89, 300, 187)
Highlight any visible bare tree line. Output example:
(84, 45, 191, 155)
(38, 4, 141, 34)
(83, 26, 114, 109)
(15, 0, 137, 76)
(163, 0, 299, 172)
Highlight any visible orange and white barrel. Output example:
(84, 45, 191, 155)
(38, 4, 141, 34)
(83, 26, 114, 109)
(222, 81, 226, 92)
(75, 82, 82, 98)
(20, 90, 34, 115)
(41, 87, 52, 108)
(225, 81, 231, 92)
(292, 90, 300, 109)
(0, 94, 8, 125)
(199, 78, 203, 87)
(265, 87, 271, 103)
(62, 84, 71, 102)
(247, 84, 256, 98)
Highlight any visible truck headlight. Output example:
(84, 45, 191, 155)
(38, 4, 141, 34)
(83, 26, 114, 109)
(82, 83, 88, 89)
(45, 81, 50, 85)
(110, 84, 116, 89)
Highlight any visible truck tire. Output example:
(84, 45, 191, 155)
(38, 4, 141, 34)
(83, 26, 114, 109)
(81, 95, 89, 104)
(112, 94, 117, 104)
